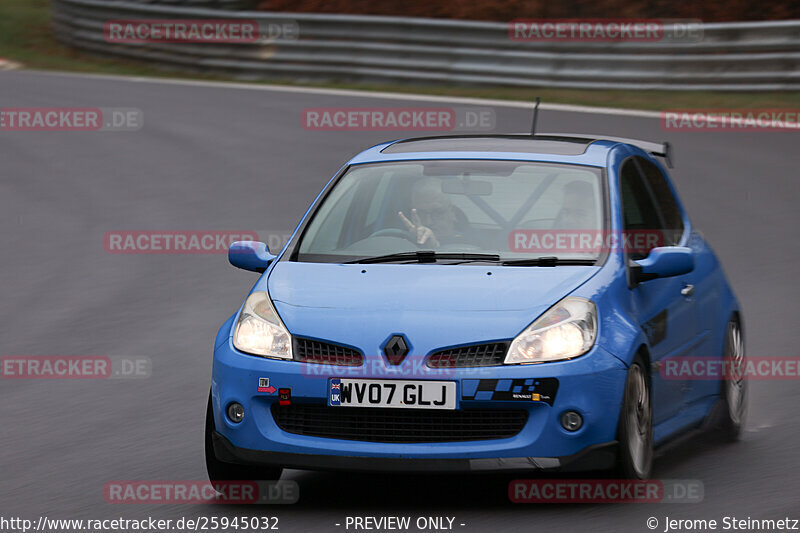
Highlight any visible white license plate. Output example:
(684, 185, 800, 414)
(329, 378, 456, 410)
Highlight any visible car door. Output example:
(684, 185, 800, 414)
(635, 158, 719, 407)
(620, 157, 696, 425)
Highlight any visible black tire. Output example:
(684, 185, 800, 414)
(205, 394, 283, 482)
(616, 354, 654, 479)
(718, 318, 746, 441)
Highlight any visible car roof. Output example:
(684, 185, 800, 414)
(347, 134, 672, 168)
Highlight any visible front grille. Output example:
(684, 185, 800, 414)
(272, 404, 528, 443)
(427, 342, 509, 368)
(293, 338, 363, 366)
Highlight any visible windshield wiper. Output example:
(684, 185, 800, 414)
(501, 256, 599, 266)
(345, 251, 501, 264)
(345, 252, 597, 266)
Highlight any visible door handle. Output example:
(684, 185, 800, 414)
(681, 284, 695, 297)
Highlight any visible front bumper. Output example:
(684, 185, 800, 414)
(212, 430, 618, 473)
(211, 336, 628, 469)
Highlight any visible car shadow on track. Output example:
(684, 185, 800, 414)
(206, 431, 740, 511)
(275, 432, 738, 509)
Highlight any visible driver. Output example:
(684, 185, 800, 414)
(552, 180, 597, 230)
(398, 178, 467, 248)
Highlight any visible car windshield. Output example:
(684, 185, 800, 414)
(295, 159, 605, 264)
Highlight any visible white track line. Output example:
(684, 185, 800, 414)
(12, 69, 663, 119)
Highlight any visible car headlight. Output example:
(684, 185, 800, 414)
(232, 292, 293, 359)
(504, 297, 597, 364)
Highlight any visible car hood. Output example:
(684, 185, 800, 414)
(267, 262, 599, 352)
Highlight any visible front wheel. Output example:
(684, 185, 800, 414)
(205, 395, 282, 482)
(616, 355, 653, 479)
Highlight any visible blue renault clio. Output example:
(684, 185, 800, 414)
(206, 134, 744, 481)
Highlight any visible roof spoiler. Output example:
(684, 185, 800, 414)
(539, 133, 674, 168)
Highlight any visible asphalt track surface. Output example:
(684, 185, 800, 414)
(1, 70, 799, 532)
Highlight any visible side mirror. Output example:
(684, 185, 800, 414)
(228, 241, 275, 273)
(631, 246, 694, 284)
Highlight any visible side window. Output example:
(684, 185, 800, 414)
(635, 157, 685, 246)
(619, 159, 662, 260)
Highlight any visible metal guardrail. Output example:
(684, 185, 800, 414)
(51, 0, 800, 90)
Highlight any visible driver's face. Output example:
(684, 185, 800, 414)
(414, 194, 458, 236)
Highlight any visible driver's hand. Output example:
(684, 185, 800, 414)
(398, 209, 441, 248)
